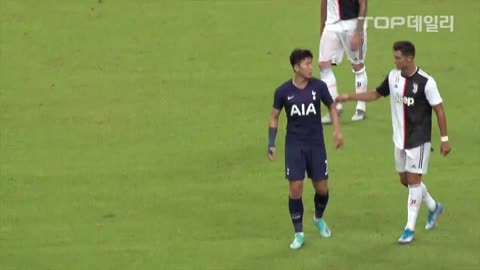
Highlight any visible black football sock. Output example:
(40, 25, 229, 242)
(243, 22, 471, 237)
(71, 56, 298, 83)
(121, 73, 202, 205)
(289, 197, 304, 233)
(314, 192, 329, 219)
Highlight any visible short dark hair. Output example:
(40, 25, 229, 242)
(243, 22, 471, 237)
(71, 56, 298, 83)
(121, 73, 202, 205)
(393, 41, 415, 58)
(290, 48, 313, 67)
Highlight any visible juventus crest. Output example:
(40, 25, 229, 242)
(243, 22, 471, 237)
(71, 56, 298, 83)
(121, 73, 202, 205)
(412, 82, 418, 94)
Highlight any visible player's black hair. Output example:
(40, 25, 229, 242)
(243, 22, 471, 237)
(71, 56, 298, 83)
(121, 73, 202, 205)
(393, 41, 416, 58)
(290, 48, 313, 67)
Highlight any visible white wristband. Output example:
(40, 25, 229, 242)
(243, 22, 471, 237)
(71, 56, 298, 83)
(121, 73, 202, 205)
(441, 136, 449, 142)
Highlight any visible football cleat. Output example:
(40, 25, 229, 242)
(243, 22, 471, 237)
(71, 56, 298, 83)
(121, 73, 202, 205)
(398, 229, 415, 244)
(314, 216, 331, 238)
(289, 233, 305, 249)
(351, 109, 366, 121)
(426, 202, 444, 230)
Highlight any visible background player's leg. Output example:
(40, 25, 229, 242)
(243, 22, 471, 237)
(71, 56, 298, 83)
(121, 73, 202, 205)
(345, 30, 368, 121)
(320, 66, 342, 124)
(352, 63, 367, 120)
(319, 30, 344, 124)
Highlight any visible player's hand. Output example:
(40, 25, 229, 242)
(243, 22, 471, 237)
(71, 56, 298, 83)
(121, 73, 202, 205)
(440, 141, 451, 156)
(267, 146, 276, 161)
(335, 94, 349, 103)
(333, 131, 344, 149)
(350, 31, 362, 51)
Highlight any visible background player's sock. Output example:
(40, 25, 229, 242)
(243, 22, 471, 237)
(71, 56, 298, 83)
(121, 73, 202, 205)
(320, 68, 342, 111)
(421, 182, 436, 212)
(314, 192, 329, 219)
(406, 184, 423, 231)
(354, 67, 368, 112)
(289, 197, 304, 233)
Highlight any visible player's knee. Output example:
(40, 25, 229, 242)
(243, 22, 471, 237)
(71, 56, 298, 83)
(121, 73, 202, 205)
(318, 61, 332, 70)
(406, 173, 422, 185)
(289, 181, 303, 198)
(352, 63, 365, 72)
(316, 187, 328, 195)
(313, 180, 328, 194)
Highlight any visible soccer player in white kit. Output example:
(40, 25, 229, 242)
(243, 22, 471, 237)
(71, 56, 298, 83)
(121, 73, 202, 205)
(336, 41, 451, 244)
(319, 0, 368, 124)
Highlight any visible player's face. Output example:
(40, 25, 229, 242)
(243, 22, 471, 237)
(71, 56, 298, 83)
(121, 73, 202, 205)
(393, 50, 410, 70)
(294, 57, 313, 79)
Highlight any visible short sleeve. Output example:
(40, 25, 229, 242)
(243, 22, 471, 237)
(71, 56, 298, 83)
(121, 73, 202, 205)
(425, 78, 443, 106)
(376, 75, 390, 97)
(273, 88, 284, 110)
(320, 81, 333, 107)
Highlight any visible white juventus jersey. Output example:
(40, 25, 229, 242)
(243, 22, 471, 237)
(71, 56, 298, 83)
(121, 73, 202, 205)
(325, 0, 360, 25)
(376, 68, 443, 150)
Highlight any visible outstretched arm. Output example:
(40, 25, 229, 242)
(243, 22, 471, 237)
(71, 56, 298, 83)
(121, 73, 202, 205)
(432, 103, 451, 156)
(336, 90, 382, 102)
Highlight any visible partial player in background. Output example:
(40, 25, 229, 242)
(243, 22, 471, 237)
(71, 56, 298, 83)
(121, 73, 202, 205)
(336, 41, 451, 244)
(319, 0, 368, 124)
(268, 48, 343, 249)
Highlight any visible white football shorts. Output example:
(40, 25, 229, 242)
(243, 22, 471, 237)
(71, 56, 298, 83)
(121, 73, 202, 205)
(318, 19, 367, 65)
(395, 142, 432, 175)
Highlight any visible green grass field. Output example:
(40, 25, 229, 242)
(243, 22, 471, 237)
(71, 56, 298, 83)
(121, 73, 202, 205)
(1, 0, 479, 269)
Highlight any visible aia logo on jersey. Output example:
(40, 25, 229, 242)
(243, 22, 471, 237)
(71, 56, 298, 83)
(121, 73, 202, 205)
(394, 93, 415, 107)
(290, 103, 317, 116)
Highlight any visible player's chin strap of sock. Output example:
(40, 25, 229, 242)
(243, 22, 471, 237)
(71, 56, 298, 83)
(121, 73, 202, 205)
(268, 127, 277, 152)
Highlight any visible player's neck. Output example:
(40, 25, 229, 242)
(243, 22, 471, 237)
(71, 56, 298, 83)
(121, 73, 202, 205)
(292, 76, 309, 89)
(401, 65, 418, 78)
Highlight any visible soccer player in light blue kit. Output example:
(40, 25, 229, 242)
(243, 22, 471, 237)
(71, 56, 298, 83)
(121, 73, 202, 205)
(337, 41, 450, 244)
(267, 49, 344, 249)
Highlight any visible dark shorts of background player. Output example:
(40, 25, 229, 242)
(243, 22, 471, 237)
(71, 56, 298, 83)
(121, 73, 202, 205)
(284, 141, 328, 181)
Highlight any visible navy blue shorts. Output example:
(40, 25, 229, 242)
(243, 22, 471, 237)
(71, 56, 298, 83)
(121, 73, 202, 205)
(285, 142, 328, 181)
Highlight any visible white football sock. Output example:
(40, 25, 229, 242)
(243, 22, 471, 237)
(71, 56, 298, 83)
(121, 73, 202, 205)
(406, 183, 423, 231)
(421, 182, 436, 212)
(353, 67, 368, 112)
(320, 68, 342, 110)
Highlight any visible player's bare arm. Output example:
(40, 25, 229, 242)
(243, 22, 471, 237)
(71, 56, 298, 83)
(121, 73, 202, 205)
(351, 0, 368, 51)
(328, 104, 344, 149)
(432, 103, 451, 157)
(336, 90, 381, 103)
(320, 0, 327, 34)
(268, 108, 281, 160)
